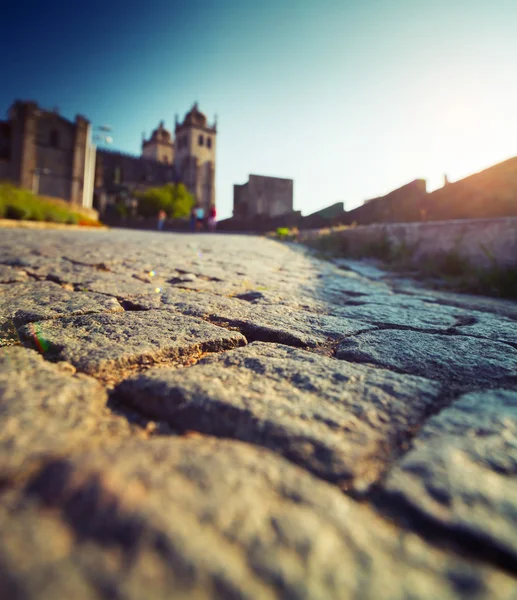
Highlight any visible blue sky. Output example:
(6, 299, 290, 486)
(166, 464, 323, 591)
(2, 0, 516, 218)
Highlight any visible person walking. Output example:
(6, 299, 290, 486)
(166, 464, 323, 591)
(190, 204, 197, 232)
(208, 204, 217, 232)
(157, 209, 166, 231)
(195, 204, 205, 232)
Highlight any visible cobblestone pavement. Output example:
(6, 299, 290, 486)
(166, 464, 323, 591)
(1, 227, 517, 599)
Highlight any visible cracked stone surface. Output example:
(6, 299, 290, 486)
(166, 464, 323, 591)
(452, 314, 517, 346)
(0, 346, 139, 479)
(0, 280, 123, 344)
(383, 389, 517, 566)
(1, 437, 516, 600)
(336, 329, 517, 386)
(161, 287, 375, 347)
(334, 301, 459, 331)
(115, 342, 440, 492)
(0, 264, 28, 283)
(0, 226, 517, 597)
(18, 310, 246, 383)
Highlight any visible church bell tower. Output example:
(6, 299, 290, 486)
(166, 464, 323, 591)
(174, 103, 216, 209)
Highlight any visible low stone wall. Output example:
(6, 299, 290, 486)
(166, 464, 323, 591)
(299, 217, 517, 270)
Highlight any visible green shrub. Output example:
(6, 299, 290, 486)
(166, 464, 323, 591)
(136, 183, 194, 218)
(6, 204, 31, 220)
(276, 227, 290, 239)
(0, 182, 101, 226)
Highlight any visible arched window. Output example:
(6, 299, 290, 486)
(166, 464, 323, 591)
(207, 137, 212, 149)
(49, 129, 59, 149)
(198, 134, 204, 146)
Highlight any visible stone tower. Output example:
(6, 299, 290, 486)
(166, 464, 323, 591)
(142, 121, 174, 164)
(174, 103, 216, 209)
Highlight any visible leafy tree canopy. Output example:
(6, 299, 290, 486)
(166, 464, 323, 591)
(135, 183, 194, 219)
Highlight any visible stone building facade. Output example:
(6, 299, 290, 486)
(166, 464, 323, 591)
(95, 103, 217, 215)
(233, 174, 293, 220)
(94, 148, 179, 215)
(174, 103, 216, 210)
(1, 100, 216, 218)
(0, 100, 96, 209)
(141, 121, 174, 164)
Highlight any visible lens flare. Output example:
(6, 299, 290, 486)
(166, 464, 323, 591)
(29, 323, 49, 353)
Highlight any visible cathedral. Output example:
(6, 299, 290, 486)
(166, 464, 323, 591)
(95, 103, 217, 215)
(142, 103, 217, 208)
(0, 99, 217, 217)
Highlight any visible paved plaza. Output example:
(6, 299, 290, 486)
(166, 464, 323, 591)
(1, 227, 517, 599)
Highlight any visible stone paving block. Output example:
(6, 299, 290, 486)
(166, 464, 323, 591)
(0, 346, 136, 479)
(161, 288, 375, 347)
(383, 389, 517, 564)
(2, 227, 517, 596)
(0, 265, 28, 283)
(333, 258, 389, 280)
(337, 330, 517, 386)
(0, 280, 123, 330)
(336, 302, 459, 331)
(18, 310, 246, 382)
(452, 315, 517, 346)
(1, 437, 515, 600)
(392, 281, 517, 321)
(115, 342, 441, 492)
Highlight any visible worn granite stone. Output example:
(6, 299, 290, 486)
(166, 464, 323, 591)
(333, 258, 389, 280)
(1, 437, 515, 600)
(337, 330, 517, 386)
(336, 302, 459, 331)
(115, 342, 441, 492)
(0, 265, 28, 283)
(1, 227, 517, 596)
(452, 314, 517, 347)
(0, 280, 123, 332)
(161, 288, 375, 347)
(383, 389, 517, 564)
(392, 280, 517, 321)
(0, 346, 137, 479)
(18, 310, 246, 382)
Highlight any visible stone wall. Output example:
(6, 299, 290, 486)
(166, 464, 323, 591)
(422, 156, 517, 221)
(300, 217, 517, 270)
(338, 180, 427, 226)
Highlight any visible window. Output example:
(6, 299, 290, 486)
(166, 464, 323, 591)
(49, 129, 60, 149)
(207, 137, 212, 149)
(114, 166, 122, 184)
(0, 128, 10, 160)
(198, 134, 204, 146)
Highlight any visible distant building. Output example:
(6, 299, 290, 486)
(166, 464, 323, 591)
(95, 103, 217, 215)
(0, 100, 95, 209)
(141, 121, 174, 164)
(174, 103, 216, 210)
(93, 148, 179, 215)
(233, 174, 293, 220)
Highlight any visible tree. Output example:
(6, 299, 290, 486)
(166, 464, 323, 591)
(136, 183, 194, 219)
